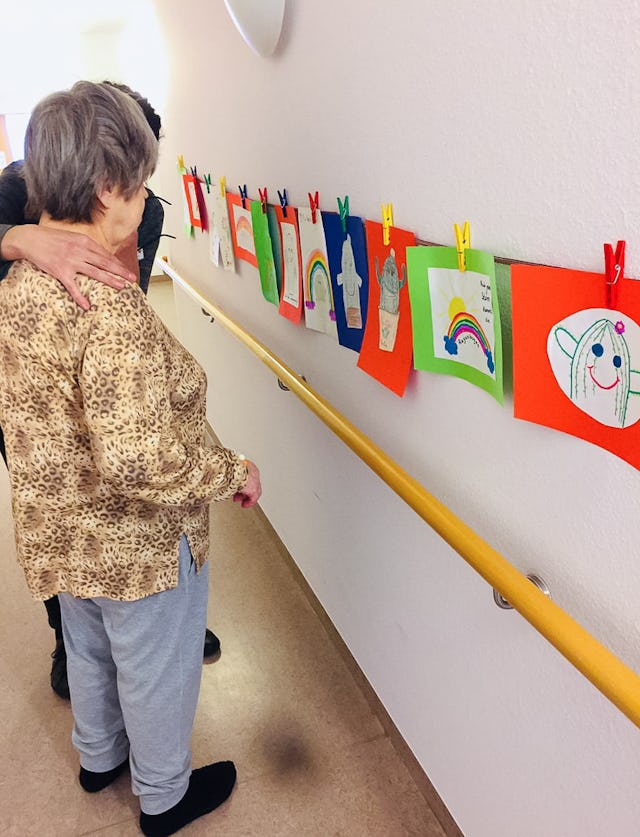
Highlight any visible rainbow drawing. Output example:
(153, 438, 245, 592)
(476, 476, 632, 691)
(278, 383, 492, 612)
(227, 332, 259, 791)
(235, 214, 254, 250)
(444, 311, 494, 373)
(305, 249, 335, 319)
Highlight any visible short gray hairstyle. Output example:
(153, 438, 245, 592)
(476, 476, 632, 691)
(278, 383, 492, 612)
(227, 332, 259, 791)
(24, 81, 158, 223)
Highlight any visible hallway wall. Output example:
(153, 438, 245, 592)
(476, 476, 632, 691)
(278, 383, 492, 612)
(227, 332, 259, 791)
(152, 2, 640, 834)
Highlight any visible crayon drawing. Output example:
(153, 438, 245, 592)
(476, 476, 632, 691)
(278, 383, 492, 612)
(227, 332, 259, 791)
(548, 309, 640, 428)
(429, 268, 495, 376)
(298, 207, 337, 338)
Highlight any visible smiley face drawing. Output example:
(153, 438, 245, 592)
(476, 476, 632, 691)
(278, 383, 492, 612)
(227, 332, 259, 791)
(548, 309, 640, 428)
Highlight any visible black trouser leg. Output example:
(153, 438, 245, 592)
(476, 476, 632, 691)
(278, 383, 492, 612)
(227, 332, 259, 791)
(44, 596, 64, 642)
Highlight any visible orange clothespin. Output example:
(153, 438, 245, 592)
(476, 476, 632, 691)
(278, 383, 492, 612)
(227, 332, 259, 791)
(604, 239, 626, 309)
(219, 176, 226, 198)
(381, 203, 393, 246)
(308, 191, 319, 224)
(259, 187, 268, 213)
(454, 221, 470, 272)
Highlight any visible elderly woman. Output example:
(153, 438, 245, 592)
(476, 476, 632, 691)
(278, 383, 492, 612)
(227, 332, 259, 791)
(0, 82, 261, 837)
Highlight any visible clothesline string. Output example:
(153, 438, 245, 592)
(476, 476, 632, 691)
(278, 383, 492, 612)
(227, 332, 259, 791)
(415, 237, 556, 270)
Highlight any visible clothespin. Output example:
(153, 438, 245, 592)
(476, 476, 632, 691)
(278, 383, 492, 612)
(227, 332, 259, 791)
(203, 174, 212, 194)
(381, 203, 393, 246)
(278, 188, 288, 218)
(190, 165, 198, 179)
(177, 154, 185, 171)
(239, 184, 248, 209)
(604, 239, 626, 309)
(337, 196, 349, 234)
(259, 187, 268, 214)
(454, 221, 471, 272)
(308, 191, 319, 224)
(219, 176, 226, 198)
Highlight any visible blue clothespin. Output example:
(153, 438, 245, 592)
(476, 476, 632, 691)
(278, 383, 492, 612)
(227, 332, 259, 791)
(203, 173, 212, 194)
(239, 184, 248, 209)
(278, 188, 288, 218)
(337, 196, 349, 234)
(190, 165, 197, 179)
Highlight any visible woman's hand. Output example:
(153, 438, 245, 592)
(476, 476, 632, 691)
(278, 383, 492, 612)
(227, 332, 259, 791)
(233, 460, 262, 508)
(2, 225, 136, 310)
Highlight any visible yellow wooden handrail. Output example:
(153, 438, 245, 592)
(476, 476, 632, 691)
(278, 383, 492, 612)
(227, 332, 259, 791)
(157, 258, 640, 728)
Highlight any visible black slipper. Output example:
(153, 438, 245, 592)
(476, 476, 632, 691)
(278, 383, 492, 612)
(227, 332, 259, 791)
(139, 760, 237, 837)
(79, 757, 129, 792)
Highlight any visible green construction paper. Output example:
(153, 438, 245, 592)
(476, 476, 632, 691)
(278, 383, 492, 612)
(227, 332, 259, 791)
(406, 246, 503, 403)
(250, 200, 279, 305)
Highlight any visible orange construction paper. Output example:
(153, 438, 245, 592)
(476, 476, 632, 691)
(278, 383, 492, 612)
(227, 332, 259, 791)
(357, 221, 415, 397)
(275, 204, 303, 324)
(226, 191, 258, 268)
(512, 263, 640, 469)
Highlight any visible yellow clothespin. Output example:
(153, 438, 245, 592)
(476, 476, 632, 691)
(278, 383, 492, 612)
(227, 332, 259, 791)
(454, 221, 470, 272)
(382, 203, 393, 246)
(219, 176, 226, 198)
(177, 154, 185, 171)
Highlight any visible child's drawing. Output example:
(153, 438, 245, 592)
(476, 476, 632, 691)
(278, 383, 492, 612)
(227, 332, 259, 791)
(376, 249, 406, 351)
(428, 267, 496, 377)
(549, 309, 640, 428)
(337, 234, 363, 328)
(281, 222, 300, 308)
(231, 204, 255, 255)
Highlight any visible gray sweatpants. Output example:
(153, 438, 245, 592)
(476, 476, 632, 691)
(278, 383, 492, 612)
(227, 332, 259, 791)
(58, 535, 209, 814)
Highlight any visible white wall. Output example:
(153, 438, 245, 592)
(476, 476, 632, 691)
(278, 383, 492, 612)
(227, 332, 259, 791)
(153, 2, 640, 834)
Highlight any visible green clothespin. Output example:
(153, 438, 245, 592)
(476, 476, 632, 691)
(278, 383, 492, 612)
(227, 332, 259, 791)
(203, 173, 212, 194)
(337, 195, 349, 234)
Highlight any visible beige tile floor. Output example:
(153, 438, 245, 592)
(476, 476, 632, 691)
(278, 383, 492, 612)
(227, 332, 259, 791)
(0, 280, 446, 837)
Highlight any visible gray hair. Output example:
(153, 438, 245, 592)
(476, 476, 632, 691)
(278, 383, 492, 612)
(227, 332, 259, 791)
(24, 81, 158, 223)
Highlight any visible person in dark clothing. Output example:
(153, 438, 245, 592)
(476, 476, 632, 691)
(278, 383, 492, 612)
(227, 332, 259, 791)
(0, 83, 221, 702)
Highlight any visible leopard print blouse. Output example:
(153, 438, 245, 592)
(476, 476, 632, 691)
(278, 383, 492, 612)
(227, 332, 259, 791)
(0, 260, 248, 601)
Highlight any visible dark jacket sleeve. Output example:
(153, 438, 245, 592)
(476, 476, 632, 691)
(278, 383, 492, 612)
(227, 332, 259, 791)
(137, 188, 165, 295)
(0, 162, 28, 281)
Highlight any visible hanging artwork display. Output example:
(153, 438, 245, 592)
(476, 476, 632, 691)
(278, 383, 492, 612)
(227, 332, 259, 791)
(250, 200, 279, 305)
(177, 157, 194, 238)
(357, 221, 415, 396)
(226, 191, 258, 267)
(207, 185, 235, 271)
(181, 172, 207, 231)
(275, 204, 303, 323)
(297, 207, 338, 339)
(322, 211, 369, 353)
(512, 263, 640, 468)
(406, 246, 503, 403)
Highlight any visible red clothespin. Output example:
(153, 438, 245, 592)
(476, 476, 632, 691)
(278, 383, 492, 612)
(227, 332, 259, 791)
(604, 239, 625, 309)
(308, 191, 319, 224)
(239, 184, 248, 209)
(259, 187, 268, 214)
(277, 188, 288, 218)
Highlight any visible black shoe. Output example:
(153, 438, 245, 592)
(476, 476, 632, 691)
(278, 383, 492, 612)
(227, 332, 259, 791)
(203, 628, 220, 660)
(50, 637, 70, 700)
(79, 757, 129, 792)
(139, 761, 236, 837)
